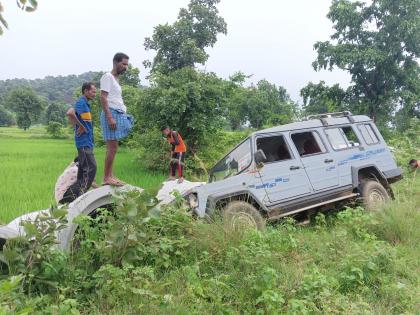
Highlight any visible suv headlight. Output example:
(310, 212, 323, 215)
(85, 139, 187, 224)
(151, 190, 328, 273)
(188, 194, 199, 209)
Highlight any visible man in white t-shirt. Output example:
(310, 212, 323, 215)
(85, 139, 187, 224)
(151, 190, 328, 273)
(99, 53, 134, 186)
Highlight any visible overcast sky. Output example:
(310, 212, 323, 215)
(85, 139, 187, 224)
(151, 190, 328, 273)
(0, 0, 351, 101)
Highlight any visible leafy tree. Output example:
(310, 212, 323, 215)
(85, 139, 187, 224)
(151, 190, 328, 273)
(136, 67, 225, 152)
(0, 0, 38, 35)
(44, 102, 69, 125)
(230, 80, 296, 130)
(224, 74, 297, 130)
(255, 80, 296, 127)
(223, 72, 252, 130)
(313, 0, 420, 124)
(393, 82, 420, 131)
(0, 105, 15, 126)
(300, 81, 348, 115)
(225, 86, 250, 130)
(122, 85, 143, 113)
(120, 65, 141, 88)
(144, 0, 227, 74)
(5, 87, 43, 130)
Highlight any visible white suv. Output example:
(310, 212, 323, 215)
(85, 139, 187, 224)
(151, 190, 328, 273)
(186, 112, 402, 229)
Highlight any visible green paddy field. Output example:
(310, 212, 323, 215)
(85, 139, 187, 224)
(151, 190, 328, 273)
(0, 127, 164, 223)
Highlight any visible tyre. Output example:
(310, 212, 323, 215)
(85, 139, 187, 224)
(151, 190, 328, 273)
(223, 201, 266, 231)
(360, 180, 390, 210)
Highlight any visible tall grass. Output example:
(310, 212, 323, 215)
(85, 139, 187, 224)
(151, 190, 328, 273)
(0, 127, 165, 223)
(3, 176, 418, 314)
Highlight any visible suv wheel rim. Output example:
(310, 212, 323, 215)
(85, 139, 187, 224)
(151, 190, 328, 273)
(369, 188, 385, 204)
(231, 212, 257, 229)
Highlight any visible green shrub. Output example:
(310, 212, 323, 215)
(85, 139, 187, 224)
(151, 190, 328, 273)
(93, 264, 158, 311)
(129, 128, 171, 173)
(45, 122, 65, 139)
(388, 118, 420, 171)
(0, 275, 34, 315)
(1, 208, 69, 295)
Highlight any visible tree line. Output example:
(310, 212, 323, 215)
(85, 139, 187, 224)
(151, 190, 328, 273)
(0, 72, 100, 128)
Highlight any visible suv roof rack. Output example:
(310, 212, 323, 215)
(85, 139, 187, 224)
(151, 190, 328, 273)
(305, 111, 354, 126)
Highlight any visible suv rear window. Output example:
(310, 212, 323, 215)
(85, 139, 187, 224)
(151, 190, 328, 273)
(325, 126, 360, 150)
(256, 135, 292, 163)
(291, 131, 326, 157)
(358, 124, 379, 144)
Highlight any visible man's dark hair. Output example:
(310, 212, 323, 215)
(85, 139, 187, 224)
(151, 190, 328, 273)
(113, 52, 129, 63)
(409, 159, 417, 165)
(161, 126, 170, 131)
(82, 82, 95, 94)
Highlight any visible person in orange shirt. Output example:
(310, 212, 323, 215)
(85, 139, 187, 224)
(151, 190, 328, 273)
(409, 159, 419, 171)
(161, 126, 187, 183)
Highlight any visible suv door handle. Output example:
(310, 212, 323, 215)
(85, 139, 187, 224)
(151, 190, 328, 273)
(290, 166, 301, 170)
(324, 159, 334, 163)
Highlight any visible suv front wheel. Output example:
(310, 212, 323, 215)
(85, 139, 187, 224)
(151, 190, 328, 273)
(360, 180, 390, 210)
(224, 201, 266, 231)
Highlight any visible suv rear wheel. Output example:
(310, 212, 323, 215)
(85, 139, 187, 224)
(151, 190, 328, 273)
(360, 180, 390, 210)
(223, 201, 266, 231)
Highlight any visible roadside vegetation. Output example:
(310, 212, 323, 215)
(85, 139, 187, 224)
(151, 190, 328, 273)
(0, 171, 418, 314)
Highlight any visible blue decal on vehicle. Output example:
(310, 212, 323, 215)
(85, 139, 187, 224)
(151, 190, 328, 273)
(338, 148, 386, 166)
(255, 177, 290, 189)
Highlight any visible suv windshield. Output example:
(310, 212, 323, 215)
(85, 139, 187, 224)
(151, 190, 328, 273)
(209, 138, 252, 182)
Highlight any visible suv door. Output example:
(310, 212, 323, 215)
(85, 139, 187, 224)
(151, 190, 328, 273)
(255, 133, 312, 203)
(324, 125, 366, 187)
(290, 130, 339, 191)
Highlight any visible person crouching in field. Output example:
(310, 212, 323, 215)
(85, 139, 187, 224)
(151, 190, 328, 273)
(409, 159, 419, 172)
(161, 126, 187, 183)
(55, 157, 79, 204)
(99, 53, 134, 186)
(59, 82, 97, 204)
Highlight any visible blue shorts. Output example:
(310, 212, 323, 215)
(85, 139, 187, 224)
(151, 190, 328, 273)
(100, 109, 134, 141)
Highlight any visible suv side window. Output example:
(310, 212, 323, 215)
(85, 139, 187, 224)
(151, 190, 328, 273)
(358, 123, 379, 145)
(325, 126, 360, 150)
(256, 135, 292, 163)
(291, 131, 326, 157)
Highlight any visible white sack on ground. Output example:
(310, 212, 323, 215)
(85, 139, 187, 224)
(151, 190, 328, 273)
(157, 180, 205, 205)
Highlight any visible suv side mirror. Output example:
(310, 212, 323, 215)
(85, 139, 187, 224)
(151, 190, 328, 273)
(254, 149, 267, 166)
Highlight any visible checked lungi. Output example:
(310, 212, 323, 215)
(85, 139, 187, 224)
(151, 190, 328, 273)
(100, 108, 134, 141)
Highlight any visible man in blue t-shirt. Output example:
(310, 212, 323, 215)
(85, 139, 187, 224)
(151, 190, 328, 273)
(60, 82, 97, 203)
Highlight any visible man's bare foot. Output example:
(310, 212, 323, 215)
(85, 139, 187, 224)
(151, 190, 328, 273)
(102, 178, 124, 186)
(91, 181, 99, 189)
(112, 177, 126, 185)
(177, 177, 184, 184)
